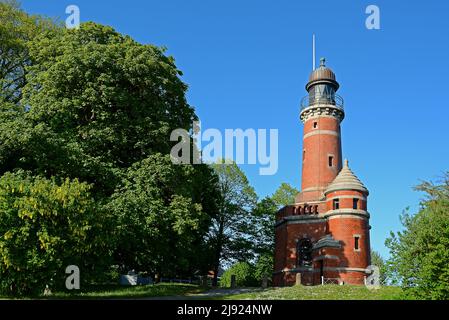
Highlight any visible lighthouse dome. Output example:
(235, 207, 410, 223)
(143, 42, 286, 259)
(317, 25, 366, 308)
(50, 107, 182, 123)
(324, 159, 368, 195)
(306, 57, 339, 91)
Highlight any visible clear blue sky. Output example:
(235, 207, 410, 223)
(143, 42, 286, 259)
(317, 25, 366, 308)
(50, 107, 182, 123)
(21, 0, 449, 258)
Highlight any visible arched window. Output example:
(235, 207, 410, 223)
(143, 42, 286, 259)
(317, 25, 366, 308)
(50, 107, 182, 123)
(297, 238, 313, 267)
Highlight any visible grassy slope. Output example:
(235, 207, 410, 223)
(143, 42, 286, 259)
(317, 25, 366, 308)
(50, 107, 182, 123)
(43, 283, 205, 299)
(2, 284, 405, 300)
(223, 285, 404, 300)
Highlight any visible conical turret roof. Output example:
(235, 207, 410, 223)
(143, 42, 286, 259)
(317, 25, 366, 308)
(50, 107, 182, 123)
(325, 159, 368, 195)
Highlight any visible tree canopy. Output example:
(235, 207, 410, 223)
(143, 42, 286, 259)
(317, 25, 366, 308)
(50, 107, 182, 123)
(271, 182, 298, 208)
(0, 3, 221, 295)
(2, 22, 196, 196)
(0, 1, 55, 104)
(0, 171, 110, 295)
(107, 153, 216, 277)
(207, 160, 257, 285)
(386, 173, 449, 299)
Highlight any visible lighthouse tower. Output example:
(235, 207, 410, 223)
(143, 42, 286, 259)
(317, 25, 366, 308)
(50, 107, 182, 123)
(273, 58, 371, 286)
(298, 57, 344, 203)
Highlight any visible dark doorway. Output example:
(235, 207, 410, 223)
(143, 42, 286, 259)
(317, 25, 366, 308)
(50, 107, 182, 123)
(297, 238, 313, 267)
(319, 260, 324, 280)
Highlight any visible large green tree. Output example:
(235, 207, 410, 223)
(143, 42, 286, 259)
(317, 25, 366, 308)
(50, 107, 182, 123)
(208, 160, 257, 286)
(0, 3, 221, 293)
(107, 154, 218, 278)
(0, 2, 56, 177)
(385, 173, 449, 299)
(1, 21, 197, 196)
(252, 183, 298, 257)
(249, 183, 298, 280)
(0, 171, 110, 296)
(0, 1, 55, 104)
(252, 196, 277, 256)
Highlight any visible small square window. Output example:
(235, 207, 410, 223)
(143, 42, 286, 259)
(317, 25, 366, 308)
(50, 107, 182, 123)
(313, 122, 318, 129)
(333, 198, 339, 210)
(328, 156, 334, 167)
(353, 198, 359, 209)
(354, 236, 360, 250)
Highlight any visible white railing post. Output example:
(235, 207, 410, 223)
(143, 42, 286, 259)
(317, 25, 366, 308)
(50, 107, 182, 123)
(321, 276, 324, 285)
(364, 276, 367, 286)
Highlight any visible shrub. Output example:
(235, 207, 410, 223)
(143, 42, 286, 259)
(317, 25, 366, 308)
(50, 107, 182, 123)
(0, 171, 111, 296)
(220, 262, 257, 288)
(254, 254, 273, 283)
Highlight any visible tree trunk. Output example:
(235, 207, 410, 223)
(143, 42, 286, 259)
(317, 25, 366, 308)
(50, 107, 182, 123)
(212, 261, 219, 287)
(212, 218, 225, 287)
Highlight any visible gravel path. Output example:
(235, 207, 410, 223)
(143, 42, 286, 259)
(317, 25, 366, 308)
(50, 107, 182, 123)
(142, 288, 263, 300)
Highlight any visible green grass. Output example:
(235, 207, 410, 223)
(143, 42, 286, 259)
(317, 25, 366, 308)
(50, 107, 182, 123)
(41, 283, 205, 300)
(222, 285, 405, 300)
(1, 284, 406, 300)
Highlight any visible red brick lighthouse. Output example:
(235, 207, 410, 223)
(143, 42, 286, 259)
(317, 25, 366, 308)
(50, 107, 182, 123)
(273, 58, 371, 286)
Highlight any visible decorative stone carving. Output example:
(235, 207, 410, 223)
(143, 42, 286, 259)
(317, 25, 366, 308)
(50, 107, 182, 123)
(300, 104, 345, 123)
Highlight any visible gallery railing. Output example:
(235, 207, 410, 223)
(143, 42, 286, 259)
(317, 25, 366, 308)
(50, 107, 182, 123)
(300, 94, 344, 111)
